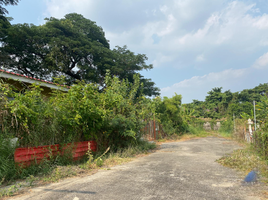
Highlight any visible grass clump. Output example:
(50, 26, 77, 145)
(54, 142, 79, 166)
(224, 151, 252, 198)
(217, 145, 268, 183)
(187, 125, 211, 137)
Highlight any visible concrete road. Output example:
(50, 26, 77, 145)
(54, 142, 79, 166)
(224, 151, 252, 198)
(10, 137, 267, 200)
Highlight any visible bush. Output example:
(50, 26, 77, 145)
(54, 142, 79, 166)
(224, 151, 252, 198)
(219, 119, 233, 134)
(156, 93, 188, 135)
(0, 73, 156, 149)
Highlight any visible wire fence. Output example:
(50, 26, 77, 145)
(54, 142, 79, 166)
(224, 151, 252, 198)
(140, 120, 166, 141)
(233, 118, 268, 160)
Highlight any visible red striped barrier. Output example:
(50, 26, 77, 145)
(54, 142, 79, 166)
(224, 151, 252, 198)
(14, 141, 97, 167)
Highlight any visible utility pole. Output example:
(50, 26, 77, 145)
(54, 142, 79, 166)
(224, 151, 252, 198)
(153, 114, 156, 140)
(253, 100, 256, 131)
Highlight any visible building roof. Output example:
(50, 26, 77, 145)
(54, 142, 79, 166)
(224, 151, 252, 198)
(0, 69, 70, 91)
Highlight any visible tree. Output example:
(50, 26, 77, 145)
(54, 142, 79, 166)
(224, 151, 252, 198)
(108, 45, 159, 96)
(0, 0, 19, 21)
(157, 93, 187, 134)
(204, 87, 224, 118)
(1, 13, 160, 96)
(0, 0, 19, 44)
(0, 23, 51, 78)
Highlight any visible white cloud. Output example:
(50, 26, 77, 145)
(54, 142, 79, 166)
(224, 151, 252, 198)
(252, 52, 268, 69)
(43, 0, 268, 101)
(44, 0, 94, 19)
(196, 54, 205, 62)
(253, 14, 268, 29)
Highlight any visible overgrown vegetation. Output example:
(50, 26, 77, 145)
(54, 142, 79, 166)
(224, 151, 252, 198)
(0, 73, 158, 182)
(216, 94, 268, 183)
(156, 94, 188, 135)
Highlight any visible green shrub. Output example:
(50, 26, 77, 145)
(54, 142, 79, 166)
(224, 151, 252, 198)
(156, 93, 188, 135)
(219, 119, 233, 134)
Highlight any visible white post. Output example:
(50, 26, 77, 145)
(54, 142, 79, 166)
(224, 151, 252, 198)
(247, 119, 253, 143)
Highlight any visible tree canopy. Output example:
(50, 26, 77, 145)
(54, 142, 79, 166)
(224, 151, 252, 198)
(0, 13, 160, 96)
(0, 0, 19, 21)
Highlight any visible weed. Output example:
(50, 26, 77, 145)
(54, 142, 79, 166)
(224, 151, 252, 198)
(26, 175, 35, 187)
(94, 147, 110, 167)
(0, 183, 21, 198)
(216, 131, 233, 139)
(217, 145, 268, 183)
(96, 158, 103, 167)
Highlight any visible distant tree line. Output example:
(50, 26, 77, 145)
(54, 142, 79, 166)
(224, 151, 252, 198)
(185, 83, 268, 119)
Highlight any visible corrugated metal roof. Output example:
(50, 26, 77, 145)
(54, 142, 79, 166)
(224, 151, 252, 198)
(0, 69, 70, 89)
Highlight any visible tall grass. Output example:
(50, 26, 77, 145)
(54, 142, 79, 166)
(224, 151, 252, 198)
(0, 136, 17, 183)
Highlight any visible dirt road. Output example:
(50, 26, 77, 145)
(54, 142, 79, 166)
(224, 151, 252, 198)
(10, 137, 267, 200)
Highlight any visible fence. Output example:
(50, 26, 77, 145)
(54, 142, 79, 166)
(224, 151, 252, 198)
(14, 141, 97, 167)
(233, 118, 268, 159)
(140, 120, 166, 141)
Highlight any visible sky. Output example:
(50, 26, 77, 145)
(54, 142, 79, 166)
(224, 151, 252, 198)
(5, 0, 268, 103)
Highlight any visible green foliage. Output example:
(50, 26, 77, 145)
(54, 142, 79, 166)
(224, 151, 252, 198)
(253, 131, 268, 160)
(187, 125, 207, 135)
(0, 83, 79, 147)
(253, 95, 268, 160)
(0, 71, 160, 183)
(156, 93, 188, 135)
(0, 135, 17, 182)
(0, 0, 20, 21)
(256, 95, 268, 130)
(99, 73, 156, 149)
(0, 13, 159, 96)
(0, 72, 156, 148)
(186, 83, 268, 120)
(219, 119, 233, 134)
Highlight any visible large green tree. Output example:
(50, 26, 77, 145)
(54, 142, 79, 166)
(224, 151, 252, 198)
(0, 13, 160, 96)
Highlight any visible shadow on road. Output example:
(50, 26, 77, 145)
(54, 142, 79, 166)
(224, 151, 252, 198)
(42, 189, 96, 194)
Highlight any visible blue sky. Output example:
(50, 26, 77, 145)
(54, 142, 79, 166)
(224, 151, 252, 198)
(5, 0, 268, 103)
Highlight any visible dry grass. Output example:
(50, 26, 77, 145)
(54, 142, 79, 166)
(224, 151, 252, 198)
(217, 145, 268, 183)
(156, 131, 213, 145)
